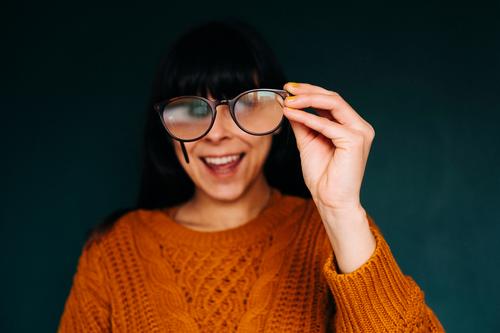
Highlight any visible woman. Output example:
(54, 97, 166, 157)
(58, 20, 445, 332)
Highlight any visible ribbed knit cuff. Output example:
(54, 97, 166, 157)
(323, 225, 424, 332)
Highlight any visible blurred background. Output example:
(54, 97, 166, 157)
(2, 0, 499, 332)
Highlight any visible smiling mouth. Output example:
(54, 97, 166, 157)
(200, 153, 245, 174)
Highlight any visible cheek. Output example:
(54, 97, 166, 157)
(172, 141, 195, 172)
(250, 136, 273, 162)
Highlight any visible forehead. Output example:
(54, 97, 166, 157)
(201, 71, 260, 101)
(205, 90, 241, 102)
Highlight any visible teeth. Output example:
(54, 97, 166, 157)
(204, 154, 241, 166)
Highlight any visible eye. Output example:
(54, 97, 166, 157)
(188, 101, 211, 118)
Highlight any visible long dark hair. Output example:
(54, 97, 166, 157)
(88, 19, 310, 241)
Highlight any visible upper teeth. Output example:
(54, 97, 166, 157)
(204, 154, 241, 165)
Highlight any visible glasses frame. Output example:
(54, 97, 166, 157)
(154, 88, 290, 164)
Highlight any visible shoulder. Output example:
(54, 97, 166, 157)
(84, 208, 162, 252)
(77, 209, 167, 275)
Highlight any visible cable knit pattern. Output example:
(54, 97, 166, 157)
(58, 188, 444, 332)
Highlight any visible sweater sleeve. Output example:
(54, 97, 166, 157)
(322, 214, 445, 332)
(58, 239, 111, 333)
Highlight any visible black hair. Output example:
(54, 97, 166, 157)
(88, 19, 310, 242)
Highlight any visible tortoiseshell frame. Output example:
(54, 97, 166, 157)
(154, 88, 290, 163)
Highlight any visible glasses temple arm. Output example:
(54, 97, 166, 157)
(180, 141, 190, 164)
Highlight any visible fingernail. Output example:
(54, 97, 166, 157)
(287, 82, 299, 88)
(285, 96, 297, 103)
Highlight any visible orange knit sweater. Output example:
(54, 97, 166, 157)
(58, 188, 444, 332)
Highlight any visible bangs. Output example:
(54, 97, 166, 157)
(174, 48, 260, 100)
(159, 21, 284, 101)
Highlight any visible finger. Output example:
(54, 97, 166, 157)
(315, 108, 339, 123)
(283, 82, 336, 96)
(283, 106, 357, 144)
(283, 82, 340, 123)
(284, 107, 373, 164)
(287, 117, 313, 149)
(284, 93, 370, 130)
(286, 114, 338, 155)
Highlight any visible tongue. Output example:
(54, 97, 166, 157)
(206, 158, 240, 172)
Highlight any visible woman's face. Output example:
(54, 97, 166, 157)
(173, 93, 273, 202)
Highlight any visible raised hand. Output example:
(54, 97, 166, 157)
(282, 82, 376, 273)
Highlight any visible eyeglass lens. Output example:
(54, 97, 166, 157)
(160, 90, 285, 141)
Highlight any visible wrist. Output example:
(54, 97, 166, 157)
(318, 205, 376, 274)
(316, 202, 367, 229)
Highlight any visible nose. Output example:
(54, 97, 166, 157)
(203, 104, 237, 142)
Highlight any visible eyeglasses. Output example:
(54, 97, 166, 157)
(154, 88, 290, 163)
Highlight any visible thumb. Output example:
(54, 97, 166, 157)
(286, 117, 312, 151)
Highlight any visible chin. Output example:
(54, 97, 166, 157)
(199, 181, 248, 203)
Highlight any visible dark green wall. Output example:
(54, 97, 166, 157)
(2, 1, 499, 332)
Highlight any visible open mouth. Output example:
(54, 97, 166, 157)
(200, 153, 245, 175)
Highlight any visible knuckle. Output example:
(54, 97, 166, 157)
(324, 90, 340, 98)
(366, 124, 376, 140)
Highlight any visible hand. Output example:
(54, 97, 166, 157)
(283, 82, 375, 215)
(283, 82, 376, 272)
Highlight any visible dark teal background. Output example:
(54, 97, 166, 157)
(2, 1, 499, 332)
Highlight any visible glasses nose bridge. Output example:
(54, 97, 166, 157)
(212, 98, 235, 117)
(213, 99, 231, 109)
(207, 98, 237, 135)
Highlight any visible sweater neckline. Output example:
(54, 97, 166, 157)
(144, 187, 288, 247)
